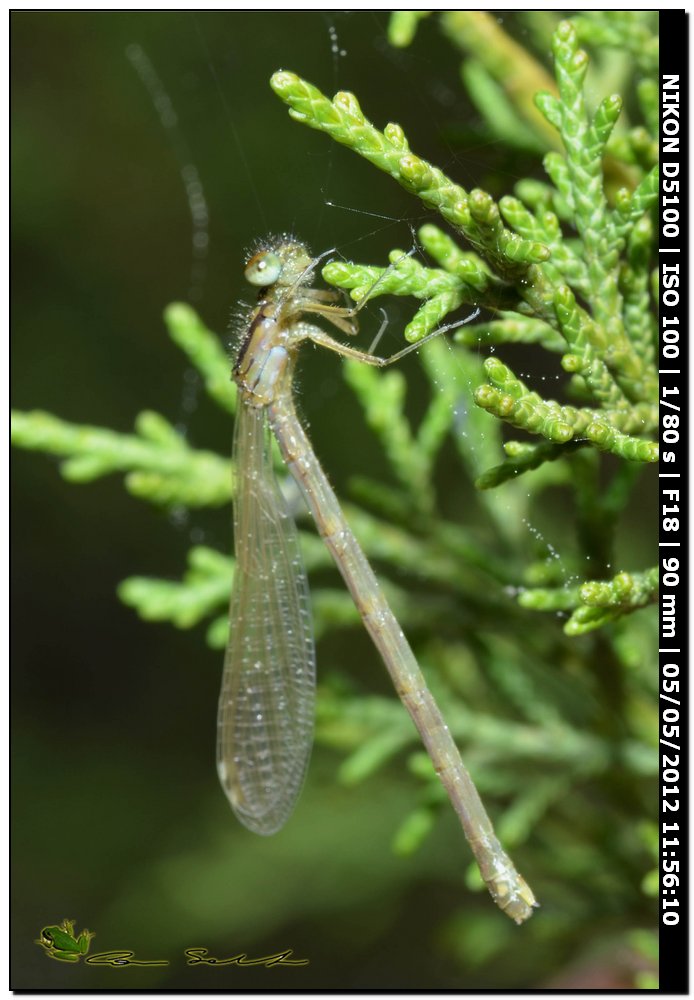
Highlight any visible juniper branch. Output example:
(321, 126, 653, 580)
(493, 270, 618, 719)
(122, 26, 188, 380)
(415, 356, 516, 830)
(11, 409, 232, 507)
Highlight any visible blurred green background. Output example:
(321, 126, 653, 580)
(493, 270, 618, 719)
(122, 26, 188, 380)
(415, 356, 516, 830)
(12, 11, 657, 989)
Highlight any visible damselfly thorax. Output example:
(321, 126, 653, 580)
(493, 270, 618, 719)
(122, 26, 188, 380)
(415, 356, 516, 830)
(233, 239, 360, 406)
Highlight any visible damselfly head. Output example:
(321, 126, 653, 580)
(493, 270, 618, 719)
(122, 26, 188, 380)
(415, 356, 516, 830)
(244, 236, 314, 290)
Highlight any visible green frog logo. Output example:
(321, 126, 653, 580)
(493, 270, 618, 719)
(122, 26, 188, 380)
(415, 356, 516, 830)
(35, 919, 94, 963)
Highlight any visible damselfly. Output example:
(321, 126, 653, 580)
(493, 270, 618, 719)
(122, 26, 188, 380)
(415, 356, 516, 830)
(217, 236, 537, 924)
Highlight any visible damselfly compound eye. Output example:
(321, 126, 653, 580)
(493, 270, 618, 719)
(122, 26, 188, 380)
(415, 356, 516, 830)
(244, 251, 282, 287)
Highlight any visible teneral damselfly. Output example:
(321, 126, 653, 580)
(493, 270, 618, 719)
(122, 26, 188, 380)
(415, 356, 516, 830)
(217, 236, 537, 924)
